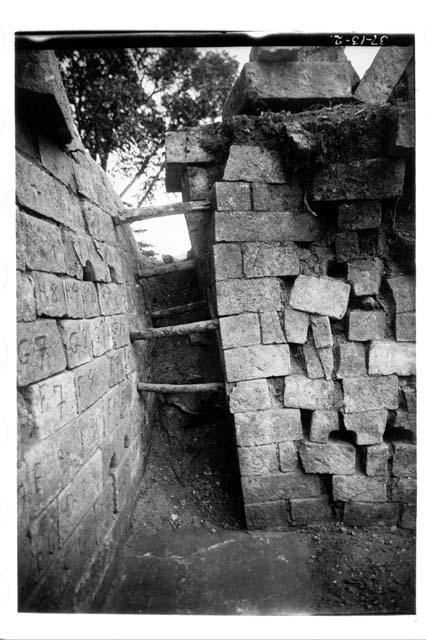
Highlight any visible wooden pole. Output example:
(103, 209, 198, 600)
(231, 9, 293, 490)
(138, 259, 196, 279)
(131, 319, 218, 341)
(151, 300, 206, 319)
(115, 200, 211, 225)
(137, 382, 224, 393)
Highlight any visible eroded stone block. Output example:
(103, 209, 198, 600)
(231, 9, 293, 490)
(245, 501, 289, 529)
(290, 497, 331, 526)
(303, 343, 324, 379)
(216, 278, 281, 316)
(284, 307, 309, 344)
(58, 319, 92, 368)
(348, 310, 385, 341)
(234, 409, 303, 446)
(354, 46, 413, 105)
(238, 444, 279, 476)
(33, 272, 66, 318)
(310, 409, 339, 442)
(228, 379, 271, 413)
(214, 181, 251, 210)
(365, 444, 389, 476)
(347, 259, 383, 296)
(368, 340, 416, 376)
(278, 441, 299, 471)
(242, 471, 321, 503)
(335, 231, 359, 263)
(97, 283, 123, 316)
(88, 316, 112, 357)
(224, 343, 290, 382)
(396, 312, 415, 342)
(343, 376, 398, 413)
(387, 275, 415, 312)
(338, 201, 382, 231)
(290, 275, 350, 320)
(17, 319, 67, 387)
(81, 281, 100, 318)
(393, 443, 416, 478)
(223, 145, 285, 183)
(392, 477, 416, 502)
(243, 242, 299, 278)
(311, 316, 332, 348)
(82, 200, 116, 244)
(252, 182, 303, 211)
(219, 313, 261, 349)
(213, 244, 243, 281)
(74, 356, 110, 413)
(343, 502, 398, 526)
(63, 278, 84, 318)
(215, 211, 324, 243)
(343, 410, 387, 445)
(300, 441, 355, 475)
(284, 375, 336, 410)
(333, 474, 387, 502)
(22, 212, 66, 274)
(17, 272, 36, 322)
(260, 311, 286, 344)
(337, 342, 367, 378)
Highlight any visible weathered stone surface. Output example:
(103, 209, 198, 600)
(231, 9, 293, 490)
(37, 131, 75, 187)
(310, 410, 339, 443)
(238, 444, 279, 476)
(215, 211, 324, 243)
(395, 312, 415, 342)
(347, 259, 383, 296)
(213, 244, 243, 281)
(22, 212, 66, 274)
(165, 128, 215, 192)
(17, 272, 36, 322)
(303, 343, 324, 379)
(243, 242, 299, 278)
(224, 343, 291, 382)
(81, 281, 100, 318)
(223, 145, 285, 183)
(343, 502, 398, 527)
(278, 441, 299, 471)
(94, 241, 125, 284)
(16, 208, 26, 270)
(20, 370, 77, 439)
(223, 62, 354, 118)
(343, 410, 387, 445)
(300, 441, 355, 475)
(17, 320, 67, 387)
(387, 275, 415, 312)
(33, 272, 67, 318)
(74, 356, 110, 413)
(343, 376, 398, 413)
(109, 315, 130, 349)
(260, 311, 286, 344)
(365, 444, 389, 477)
(337, 342, 367, 378)
(250, 45, 349, 63)
(284, 375, 336, 410)
(392, 443, 416, 478)
(338, 201, 382, 231)
(333, 474, 387, 502)
(97, 283, 123, 315)
(244, 501, 289, 529)
(214, 181, 252, 211)
(28, 499, 60, 577)
(392, 477, 416, 503)
(61, 229, 84, 279)
(234, 409, 303, 446)
(181, 166, 211, 200)
(63, 278, 84, 318)
(394, 408, 416, 439)
(348, 310, 386, 341)
(389, 107, 414, 156)
(318, 347, 333, 380)
(335, 231, 359, 263)
(252, 182, 303, 211)
(58, 319, 92, 368)
(403, 386, 416, 414)
(368, 340, 416, 376)
(311, 316, 332, 349)
(354, 46, 414, 105)
(108, 348, 127, 387)
(242, 471, 321, 503)
(228, 379, 271, 413)
(312, 158, 405, 201)
(400, 504, 416, 529)
(284, 307, 309, 344)
(87, 316, 112, 357)
(290, 276, 350, 320)
(82, 201, 116, 244)
(290, 498, 331, 526)
(219, 313, 261, 349)
(216, 278, 281, 316)
(74, 235, 111, 283)
(77, 401, 104, 460)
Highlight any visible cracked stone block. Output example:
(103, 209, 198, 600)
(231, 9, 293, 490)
(252, 182, 303, 211)
(333, 474, 387, 502)
(216, 278, 281, 316)
(219, 313, 261, 349)
(260, 311, 286, 344)
(278, 441, 299, 472)
(318, 348, 333, 380)
(303, 343, 324, 379)
(224, 343, 291, 382)
(369, 340, 416, 376)
(347, 259, 383, 296)
(300, 441, 356, 475)
(392, 443, 416, 478)
(228, 379, 271, 413)
(58, 319, 92, 368)
(223, 145, 285, 183)
(213, 243, 243, 281)
(242, 471, 321, 503)
(387, 275, 415, 312)
(290, 275, 350, 320)
(290, 498, 331, 526)
(311, 316, 332, 348)
(213, 181, 252, 211)
(343, 376, 398, 413)
(354, 46, 414, 105)
(238, 444, 279, 476)
(17, 272, 36, 322)
(392, 477, 416, 502)
(396, 312, 415, 342)
(215, 211, 324, 243)
(234, 409, 303, 446)
(335, 231, 359, 263)
(245, 501, 290, 529)
(343, 410, 388, 445)
(343, 502, 399, 527)
(243, 242, 299, 278)
(348, 310, 386, 341)
(310, 410, 339, 443)
(365, 444, 389, 477)
(284, 375, 336, 410)
(17, 319, 67, 387)
(83, 200, 116, 244)
(338, 201, 382, 231)
(284, 307, 309, 344)
(337, 342, 367, 378)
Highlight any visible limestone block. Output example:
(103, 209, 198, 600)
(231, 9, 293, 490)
(395, 312, 415, 342)
(343, 375, 398, 413)
(290, 275, 350, 319)
(347, 259, 383, 296)
(213, 181, 251, 211)
(310, 410, 339, 442)
(337, 342, 367, 378)
(354, 46, 414, 104)
(311, 316, 332, 349)
(228, 379, 271, 413)
(364, 443, 389, 477)
(368, 340, 416, 376)
(108, 348, 127, 387)
(312, 158, 405, 201)
(74, 356, 110, 412)
(343, 410, 388, 445)
(17, 272, 36, 322)
(20, 370, 78, 439)
(387, 275, 415, 312)
(223, 145, 285, 183)
(58, 319, 92, 368)
(392, 477, 416, 502)
(215, 211, 324, 243)
(22, 212, 66, 274)
(63, 278, 84, 318)
(224, 343, 290, 382)
(109, 315, 130, 349)
(303, 343, 324, 379)
(81, 282, 100, 318)
(284, 307, 309, 344)
(338, 201, 382, 231)
(278, 441, 299, 472)
(348, 310, 386, 341)
(243, 242, 299, 278)
(93, 241, 126, 284)
(392, 443, 416, 478)
(234, 408, 303, 446)
(290, 498, 331, 526)
(82, 201, 116, 244)
(213, 243, 242, 281)
(284, 375, 336, 410)
(335, 231, 359, 263)
(389, 107, 415, 156)
(300, 441, 356, 475)
(260, 311, 286, 344)
(318, 347, 333, 380)
(87, 316, 112, 357)
(238, 444, 279, 476)
(242, 471, 321, 503)
(216, 278, 281, 316)
(343, 502, 398, 527)
(252, 182, 303, 211)
(219, 313, 260, 350)
(33, 272, 66, 318)
(17, 319, 67, 387)
(244, 501, 289, 529)
(333, 474, 387, 502)
(61, 229, 84, 280)
(77, 401, 104, 460)
(97, 283, 123, 315)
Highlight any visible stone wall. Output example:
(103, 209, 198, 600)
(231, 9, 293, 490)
(165, 45, 416, 530)
(16, 50, 154, 610)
